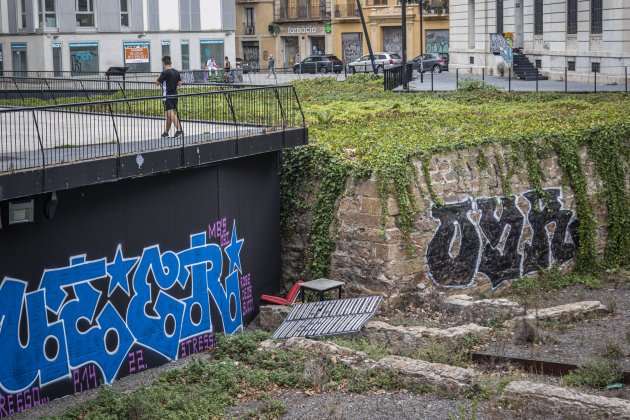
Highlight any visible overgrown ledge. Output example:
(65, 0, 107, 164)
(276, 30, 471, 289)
(281, 76, 630, 297)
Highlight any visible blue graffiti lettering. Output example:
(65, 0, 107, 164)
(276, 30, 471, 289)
(0, 221, 247, 406)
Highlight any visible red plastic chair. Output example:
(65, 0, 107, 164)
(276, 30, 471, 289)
(260, 280, 303, 305)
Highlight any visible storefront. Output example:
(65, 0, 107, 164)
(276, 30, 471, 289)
(275, 23, 333, 68)
(200, 39, 225, 68)
(69, 41, 99, 75)
(123, 41, 151, 72)
(11, 43, 28, 73)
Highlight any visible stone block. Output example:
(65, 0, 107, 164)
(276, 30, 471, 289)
(355, 180, 380, 198)
(504, 301, 608, 327)
(503, 381, 630, 419)
(359, 197, 383, 215)
(258, 305, 291, 332)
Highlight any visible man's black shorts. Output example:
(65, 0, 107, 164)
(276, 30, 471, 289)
(164, 98, 178, 111)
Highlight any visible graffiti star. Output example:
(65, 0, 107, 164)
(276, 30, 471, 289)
(225, 221, 244, 273)
(107, 245, 138, 296)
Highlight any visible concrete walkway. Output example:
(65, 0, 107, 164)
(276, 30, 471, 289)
(0, 109, 262, 171)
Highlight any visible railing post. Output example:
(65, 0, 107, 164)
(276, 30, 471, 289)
(594, 69, 597, 93)
(482, 67, 485, 82)
(42, 78, 58, 105)
(11, 77, 26, 105)
(273, 86, 287, 129)
(431, 68, 434, 92)
(222, 87, 239, 141)
(508, 67, 511, 92)
(626, 66, 628, 93)
(536, 68, 539, 92)
(107, 103, 122, 177)
(31, 110, 46, 189)
(78, 79, 91, 101)
(455, 68, 458, 89)
(565, 67, 568, 93)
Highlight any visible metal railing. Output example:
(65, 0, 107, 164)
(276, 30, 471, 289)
(384, 64, 413, 91)
(280, 0, 325, 19)
(0, 70, 161, 82)
(383, 64, 629, 93)
(0, 76, 254, 105)
(334, 2, 359, 17)
(0, 85, 304, 173)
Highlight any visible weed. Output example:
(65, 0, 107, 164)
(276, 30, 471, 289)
(600, 342, 624, 360)
(563, 360, 623, 388)
(606, 295, 618, 314)
(418, 342, 470, 368)
(329, 337, 389, 360)
(260, 398, 288, 418)
(514, 319, 537, 345)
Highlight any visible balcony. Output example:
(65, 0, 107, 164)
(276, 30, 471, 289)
(334, 2, 359, 18)
(242, 23, 256, 35)
(280, 0, 327, 20)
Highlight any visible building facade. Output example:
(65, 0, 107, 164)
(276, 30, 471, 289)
(235, 0, 275, 72)
(270, 0, 333, 68)
(332, 0, 449, 66)
(0, 0, 236, 74)
(449, 0, 630, 82)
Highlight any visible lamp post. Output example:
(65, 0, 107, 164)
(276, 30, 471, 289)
(402, 0, 407, 89)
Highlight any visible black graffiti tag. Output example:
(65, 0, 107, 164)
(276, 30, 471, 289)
(522, 189, 577, 275)
(426, 188, 577, 289)
(477, 197, 524, 288)
(426, 201, 481, 287)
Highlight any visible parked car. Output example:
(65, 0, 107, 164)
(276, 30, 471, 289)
(293, 55, 344, 74)
(411, 53, 448, 73)
(347, 52, 402, 74)
(235, 58, 259, 74)
(438, 52, 449, 66)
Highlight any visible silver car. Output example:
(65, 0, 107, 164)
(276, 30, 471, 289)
(347, 52, 402, 74)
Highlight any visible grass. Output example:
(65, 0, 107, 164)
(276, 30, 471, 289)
(328, 337, 389, 360)
(563, 360, 623, 389)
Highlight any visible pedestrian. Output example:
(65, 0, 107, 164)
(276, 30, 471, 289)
(266, 54, 276, 79)
(223, 56, 231, 82)
(156, 55, 183, 138)
(205, 56, 217, 81)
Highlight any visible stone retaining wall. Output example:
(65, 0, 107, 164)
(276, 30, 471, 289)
(282, 144, 610, 298)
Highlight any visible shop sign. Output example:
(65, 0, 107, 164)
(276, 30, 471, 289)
(123, 41, 150, 64)
(286, 26, 321, 34)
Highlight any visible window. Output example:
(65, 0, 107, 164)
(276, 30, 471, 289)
(567, 0, 577, 34)
(535, 59, 541, 68)
(69, 42, 99, 74)
(52, 43, 62, 77)
(39, 0, 57, 28)
(591, 62, 600, 73)
(534, 0, 543, 35)
(161, 41, 171, 59)
(120, 0, 130, 28)
(200, 39, 224, 68)
(245, 7, 254, 32)
(11, 43, 28, 73)
(123, 41, 150, 72)
(496, 0, 503, 34)
(591, 0, 602, 34)
(19, 0, 27, 28)
(76, 0, 95, 27)
(181, 40, 190, 70)
(469, 56, 474, 64)
(568, 60, 576, 71)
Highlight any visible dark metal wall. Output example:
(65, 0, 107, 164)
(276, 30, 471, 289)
(0, 152, 281, 416)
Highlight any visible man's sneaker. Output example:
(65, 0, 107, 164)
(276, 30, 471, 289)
(161, 132, 169, 138)
(173, 131, 184, 138)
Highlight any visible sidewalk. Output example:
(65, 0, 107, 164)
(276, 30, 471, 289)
(404, 71, 628, 93)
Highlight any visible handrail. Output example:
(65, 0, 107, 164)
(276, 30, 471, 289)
(0, 84, 302, 114)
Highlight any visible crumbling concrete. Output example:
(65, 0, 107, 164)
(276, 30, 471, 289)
(444, 294, 524, 323)
(503, 301, 608, 327)
(359, 320, 490, 353)
(503, 380, 630, 419)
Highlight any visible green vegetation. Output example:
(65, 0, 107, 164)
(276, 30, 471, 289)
(563, 360, 623, 389)
(329, 337, 389, 360)
(44, 331, 422, 419)
(282, 76, 630, 279)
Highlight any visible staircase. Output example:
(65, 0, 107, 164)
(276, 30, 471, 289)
(513, 54, 548, 81)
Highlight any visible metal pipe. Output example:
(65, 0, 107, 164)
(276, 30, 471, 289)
(356, 0, 377, 74)
(402, 0, 407, 90)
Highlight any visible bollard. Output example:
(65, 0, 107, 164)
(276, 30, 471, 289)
(482, 67, 485, 82)
(565, 67, 568, 93)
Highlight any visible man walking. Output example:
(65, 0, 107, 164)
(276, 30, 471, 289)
(156, 56, 183, 138)
(266, 54, 276, 79)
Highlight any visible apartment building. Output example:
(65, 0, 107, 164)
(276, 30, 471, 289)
(235, 0, 275, 71)
(332, 0, 449, 66)
(449, 0, 630, 82)
(270, 0, 333, 68)
(0, 0, 236, 74)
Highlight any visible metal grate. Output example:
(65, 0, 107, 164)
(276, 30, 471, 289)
(272, 296, 383, 339)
